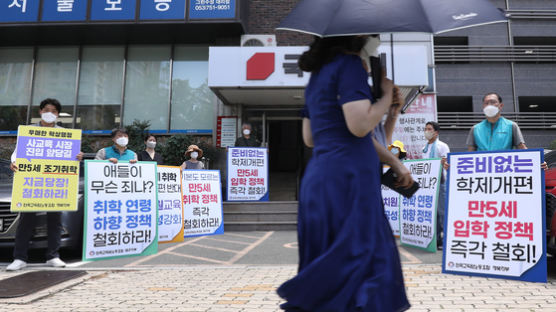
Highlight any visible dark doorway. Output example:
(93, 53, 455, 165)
(267, 119, 305, 201)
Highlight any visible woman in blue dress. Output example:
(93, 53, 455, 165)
(277, 36, 413, 311)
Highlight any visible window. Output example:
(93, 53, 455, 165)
(514, 37, 556, 46)
(123, 45, 171, 131)
(170, 46, 214, 132)
(436, 96, 473, 112)
(434, 37, 468, 46)
(0, 48, 33, 132)
(32, 47, 79, 127)
(519, 96, 556, 112)
(77, 46, 125, 132)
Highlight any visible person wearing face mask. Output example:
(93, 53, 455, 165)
(388, 140, 407, 160)
(277, 35, 411, 312)
(180, 145, 205, 170)
(234, 123, 261, 147)
(466, 93, 526, 152)
(94, 128, 138, 164)
(7, 98, 84, 271)
(421, 121, 450, 249)
(137, 134, 164, 165)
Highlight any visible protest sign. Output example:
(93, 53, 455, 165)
(443, 150, 546, 282)
(227, 147, 268, 201)
(400, 158, 442, 252)
(11, 126, 81, 212)
(157, 166, 184, 243)
(83, 160, 158, 261)
(182, 170, 224, 237)
(382, 166, 400, 236)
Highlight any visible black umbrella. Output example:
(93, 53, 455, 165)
(277, 0, 507, 36)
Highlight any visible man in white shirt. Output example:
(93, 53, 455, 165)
(421, 121, 450, 249)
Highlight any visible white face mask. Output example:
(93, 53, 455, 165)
(243, 129, 251, 136)
(190, 152, 199, 159)
(424, 131, 435, 141)
(116, 137, 128, 147)
(41, 112, 57, 124)
(391, 147, 399, 156)
(483, 105, 499, 118)
(360, 36, 381, 72)
(146, 141, 156, 149)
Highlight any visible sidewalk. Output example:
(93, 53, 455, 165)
(1, 264, 555, 312)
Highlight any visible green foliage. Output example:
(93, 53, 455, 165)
(124, 120, 151, 154)
(80, 135, 96, 153)
(161, 134, 194, 166)
(161, 134, 220, 167)
(550, 140, 556, 151)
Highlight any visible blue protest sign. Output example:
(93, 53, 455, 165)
(41, 0, 88, 22)
(90, 0, 137, 21)
(140, 0, 186, 20)
(0, 0, 40, 22)
(189, 0, 235, 19)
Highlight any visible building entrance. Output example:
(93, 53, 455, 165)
(245, 108, 309, 201)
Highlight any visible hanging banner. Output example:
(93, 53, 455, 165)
(226, 147, 268, 201)
(443, 150, 546, 282)
(182, 170, 224, 237)
(400, 158, 442, 252)
(83, 160, 158, 261)
(392, 94, 436, 160)
(382, 166, 400, 236)
(11, 126, 81, 212)
(157, 166, 184, 243)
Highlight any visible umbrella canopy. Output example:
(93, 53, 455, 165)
(277, 0, 508, 37)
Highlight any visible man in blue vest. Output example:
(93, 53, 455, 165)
(466, 92, 526, 151)
(95, 128, 138, 163)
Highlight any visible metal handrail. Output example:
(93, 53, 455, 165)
(435, 45, 556, 63)
(437, 112, 556, 129)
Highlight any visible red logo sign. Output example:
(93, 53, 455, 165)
(246, 53, 275, 80)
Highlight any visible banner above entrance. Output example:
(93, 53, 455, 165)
(208, 44, 430, 105)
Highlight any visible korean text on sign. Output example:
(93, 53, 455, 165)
(11, 126, 81, 212)
(444, 150, 545, 282)
(182, 170, 223, 237)
(400, 159, 442, 252)
(157, 166, 184, 243)
(227, 147, 268, 201)
(84, 160, 158, 261)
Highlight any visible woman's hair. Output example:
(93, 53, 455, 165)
(298, 36, 367, 72)
(144, 134, 156, 142)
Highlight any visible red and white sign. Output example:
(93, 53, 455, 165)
(208, 46, 428, 88)
(216, 116, 237, 148)
(443, 150, 545, 282)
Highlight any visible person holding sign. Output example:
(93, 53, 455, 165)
(421, 121, 450, 248)
(467, 93, 526, 152)
(234, 122, 261, 147)
(94, 128, 137, 164)
(277, 36, 411, 312)
(7, 98, 83, 271)
(137, 134, 164, 165)
(180, 145, 205, 170)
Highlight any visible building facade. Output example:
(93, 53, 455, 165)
(2, 0, 556, 199)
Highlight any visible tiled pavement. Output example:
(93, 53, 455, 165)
(1, 264, 556, 312)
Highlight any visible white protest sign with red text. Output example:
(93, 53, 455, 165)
(443, 150, 546, 282)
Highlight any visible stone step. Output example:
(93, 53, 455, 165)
(224, 222, 297, 231)
(223, 201, 298, 212)
(222, 201, 298, 231)
(223, 211, 297, 222)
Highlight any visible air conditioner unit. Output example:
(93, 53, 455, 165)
(241, 35, 276, 47)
